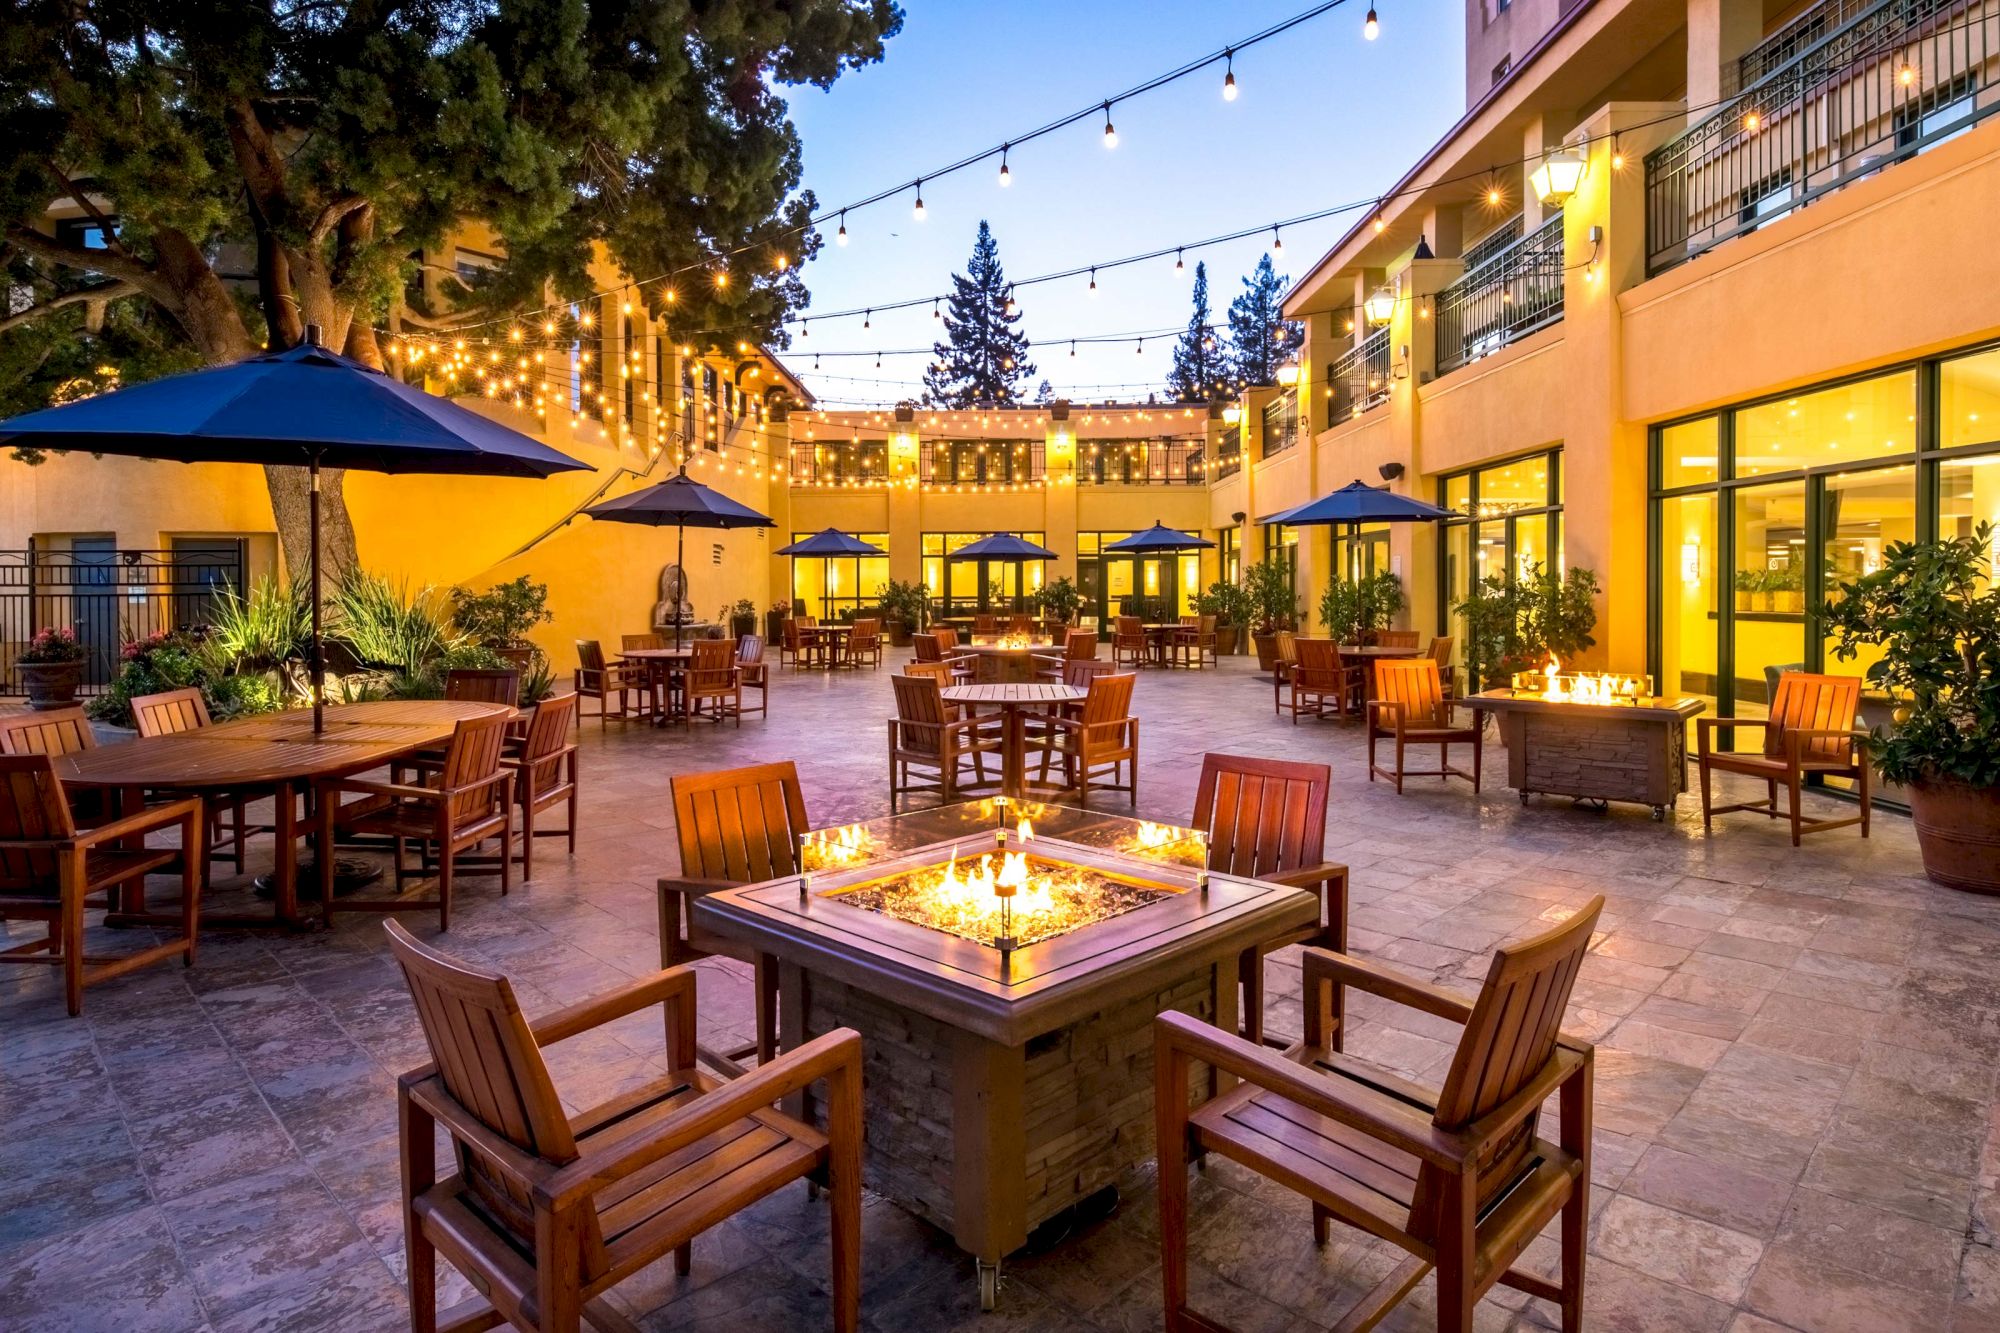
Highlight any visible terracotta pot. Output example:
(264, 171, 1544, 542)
(492, 646, 535, 671)
(1216, 624, 1241, 657)
(1251, 632, 1279, 672)
(19, 660, 86, 710)
(1907, 778, 2000, 894)
(887, 619, 912, 647)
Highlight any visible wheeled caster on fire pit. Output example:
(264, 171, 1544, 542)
(977, 1258, 1000, 1311)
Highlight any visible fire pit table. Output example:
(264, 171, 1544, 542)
(1467, 666, 1705, 819)
(692, 799, 1318, 1309)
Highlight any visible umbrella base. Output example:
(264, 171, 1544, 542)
(253, 856, 383, 902)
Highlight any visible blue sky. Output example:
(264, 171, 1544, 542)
(778, 0, 1465, 407)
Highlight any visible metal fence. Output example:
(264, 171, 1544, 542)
(1213, 426, 1243, 480)
(1, 545, 247, 695)
(1648, 0, 1998, 274)
(1434, 214, 1567, 376)
(1076, 438, 1203, 484)
(1261, 394, 1300, 458)
(1326, 328, 1392, 426)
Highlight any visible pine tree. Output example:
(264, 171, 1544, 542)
(1225, 253, 1304, 387)
(923, 221, 1035, 407)
(1167, 262, 1228, 403)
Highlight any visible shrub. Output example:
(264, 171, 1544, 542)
(1241, 559, 1296, 633)
(1318, 572, 1405, 642)
(448, 575, 552, 651)
(1453, 563, 1600, 689)
(1032, 576, 1083, 623)
(87, 628, 280, 727)
(1199, 579, 1254, 627)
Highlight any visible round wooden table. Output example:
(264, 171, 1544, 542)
(55, 699, 513, 928)
(800, 624, 851, 668)
(620, 646, 694, 723)
(942, 682, 1085, 799)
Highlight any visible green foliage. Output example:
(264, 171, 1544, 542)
(1200, 579, 1254, 627)
(333, 571, 452, 676)
(731, 598, 757, 619)
(209, 576, 313, 680)
(1453, 563, 1601, 689)
(924, 221, 1035, 407)
(449, 576, 552, 650)
(1241, 559, 1297, 633)
(1168, 262, 1226, 404)
(1032, 576, 1083, 623)
(88, 630, 279, 728)
(879, 579, 929, 628)
(1821, 523, 2000, 787)
(2, 295, 207, 457)
(519, 655, 559, 707)
(1225, 254, 1304, 389)
(1318, 573, 1405, 643)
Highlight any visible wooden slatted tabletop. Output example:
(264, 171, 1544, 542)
(943, 683, 1087, 798)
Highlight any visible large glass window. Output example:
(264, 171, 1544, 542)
(1436, 450, 1565, 672)
(921, 532, 1047, 615)
(1940, 346, 2000, 452)
(1078, 532, 1200, 622)
(790, 533, 888, 621)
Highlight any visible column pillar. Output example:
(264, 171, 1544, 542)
(1688, 0, 1764, 106)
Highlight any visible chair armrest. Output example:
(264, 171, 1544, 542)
(436, 770, 516, 802)
(657, 874, 742, 897)
(1301, 947, 1474, 1025)
(73, 796, 204, 849)
(1266, 860, 1348, 891)
(1696, 715, 1769, 756)
(1155, 1012, 1469, 1171)
(1460, 1044, 1591, 1158)
(1365, 700, 1404, 733)
(529, 964, 698, 1047)
(538, 1027, 863, 1210)
(402, 1072, 556, 1192)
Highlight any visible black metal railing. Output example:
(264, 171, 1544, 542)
(1213, 426, 1243, 480)
(1434, 214, 1567, 376)
(1261, 394, 1300, 458)
(789, 440, 891, 485)
(921, 440, 1047, 485)
(1326, 328, 1392, 426)
(1, 546, 246, 694)
(1648, 0, 1996, 274)
(1077, 438, 1203, 485)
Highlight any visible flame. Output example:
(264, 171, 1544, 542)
(846, 848, 1166, 947)
(1016, 816, 1034, 842)
(1133, 821, 1179, 849)
(1534, 656, 1648, 705)
(801, 824, 874, 871)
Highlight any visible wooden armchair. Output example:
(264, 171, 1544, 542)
(1698, 671, 1869, 845)
(621, 632, 664, 652)
(1429, 633, 1459, 701)
(1270, 630, 1299, 715)
(659, 761, 811, 1069)
(129, 686, 261, 882)
(888, 674, 1002, 810)
(912, 631, 975, 682)
(1035, 671, 1139, 807)
(1155, 897, 1602, 1333)
(1173, 614, 1218, 669)
(973, 613, 999, 635)
(682, 638, 742, 726)
(504, 694, 580, 883)
(1037, 628, 1100, 680)
(1005, 613, 1035, 636)
(1191, 754, 1347, 1047)
(0, 755, 203, 1016)
(1373, 628, 1422, 649)
(736, 634, 769, 716)
(844, 617, 884, 669)
(386, 923, 863, 1333)
(0, 707, 108, 824)
(1368, 658, 1484, 792)
(444, 667, 521, 706)
(779, 618, 809, 668)
(573, 640, 639, 728)
(1112, 615, 1149, 668)
(315, 711, 513, 930)
(1288, 638, 1365, 722)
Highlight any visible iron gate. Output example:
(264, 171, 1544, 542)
(1, 544, 247, 695)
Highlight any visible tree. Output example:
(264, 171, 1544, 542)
(1225, 253, 1303, 387)
(923, 221, 1034, 407)
(1, 1, 901, 575)
(1167, 262, 1227, 403)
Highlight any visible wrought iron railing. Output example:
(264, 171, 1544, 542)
(1434, 214, 1567, 376)
(1648, 0, 1997, 274)
(1213, 426, 1243, 480)
(1076, 438, 1202, 484)
(921, 440, 1046, 485)
(1326, 328, 1392, 426)
(1, 546, 246, 694)
(1261, 394, 1299, 458)
(789, 440, 891, 485)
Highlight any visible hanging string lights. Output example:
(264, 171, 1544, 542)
(912, 180, 926, 222)
(1101, 102, 1117, 149)
(1222, 49, 1239, 101)
(998, 145, 1012, 186)
(1364, 6, 1379, 40)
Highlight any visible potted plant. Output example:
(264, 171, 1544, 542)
(1200, 580, 1253, 655)
(879, 579, 928, 646)
(766, 599, 793, 644)
(17, 626, 89, 710)
(1822, 522, 2000, 893)
(449, 575, 553, 670)
(1320, 572, 1406, 645)
(1242, 559, 1296, 671)
(1033, 576, 1083, 633)
(1453, 563, 1599, 690)
(728, 598, 758, 639)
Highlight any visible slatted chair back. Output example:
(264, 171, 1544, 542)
(799, 615, 818, 629)
(902, 661, 954, 687)
(669, 762, 809, 885)
(129, 687, 211, 738)
(891, 674, 949, 755)
(1006, 614, 1034, 635)
(576, 639, 609, 674)
(1293, 638, 1347, 688)
(1180, 614, 1201, 628)
(1198, 614, 1218, 635)
(1764, 672, 1862, 761)
(1064, 659, 1117, 688)
(520, 694, 579, 797)
(934, 626, 960, 649)
(1079, 672, 1136, 729)
(1373, 658, 1449, 727)
(737, 634, 765, 668)
(384, 922, 601, 1269)
(782, 620, 806, 657)
(0, 707, 96, 757)
(438, 713, 511, 824)
(973, 614, 999, 635)
(688, 638, 737, 691)
(1065, 629, 1099, 661)
(621, 633, 663, 652)
(1192, 754, 1330, 882)
(1428, 635, 1456, 672)
(0, 755, 77, 892)
(850, 618, 881, 650)
(1115, 616, 1145, 649)
(1407, 896, 1603, 1244)
(1275, 631, 1299, 670)
(912, 632, 944, 664)
(443, 668, 521, 707)
(1375, 629, 1421, 649)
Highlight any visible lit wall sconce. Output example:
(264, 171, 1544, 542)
(1364, 284, 1396, 327)
(1680, 543, 1702, 582)
(1531, 147, 1587, 207)
(1275, 360, 1300, 386)
(1222, 405, 1242, 424)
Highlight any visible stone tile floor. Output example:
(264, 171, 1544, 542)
(3, 656, 1997, 1332)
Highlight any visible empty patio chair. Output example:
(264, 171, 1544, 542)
(1698, 671, 1869, 845)
(1368, 657, 1483, 792)
(573, 640, 639, 728)
(1036, 671, 1138, 807)
(912, 631, 975, 682)
(0, 707, 107, 823)
(621, 633, 664, 653)
(129, 686, 261, 881)
(1112, 615, 1149, 668)
(1005, 613, 1035, 635)
(1154, 897, 1602, 1332)
(682, 638, 743, 726)
(888, 673, 1002, 810)
(1428, 633, 1459, 701)
(1372, 628, 1421, 649)
(1172, 614, 1218, 669)
(1270, 630, 1299, 715)
(844, 617, 884, 669)
(736, 634, 769, 716)
(386, 922, 863, 1333)
(1288, 639, 1365, 722)
(444, 667, 521, 706)
(973, 613, 999, 635)
(503, 693, 579, 883)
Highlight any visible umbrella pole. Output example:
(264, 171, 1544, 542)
(674, 521, 685, 649)
(310, 459, 325, 734)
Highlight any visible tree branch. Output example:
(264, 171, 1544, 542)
(4, 224, 161, 292)
(0, 281, 140, 335)
(45, 161, 133, 259)
(309, 193, 369, 246)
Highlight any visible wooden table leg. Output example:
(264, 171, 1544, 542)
(1002, 707, 1024, 800)
(272, 780, 301, 927)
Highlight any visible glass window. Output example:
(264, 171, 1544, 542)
(1660, 417, 1720, 488)
(1733, 372, 1914, 476)
(1940, 347, 2000, 452)
(1731, 477, 1810, 717)
(1658, 493, 1719, 705)
(1939, 453, 2000, 566)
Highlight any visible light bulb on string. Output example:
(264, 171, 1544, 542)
(998, 145, 1011, 187)
(1175, 247, 1185, 272)
(713, 267, 728, 290)
(933, 298, 941, 321)
(836, 211, 849, 245)
(1610, 136, 1626, 171)
(912, 181, 926, 222)
(1222, 50, 1238, 100)
(1102, 102, 1117, 148)
(1364, 7, 1379, 39)
(1271, 224, 1283, 253)
(1088, 267, 1098, 296)
(1372, 204, 1387, 233)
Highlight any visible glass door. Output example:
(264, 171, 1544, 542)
(1730, 477, 1810, 718)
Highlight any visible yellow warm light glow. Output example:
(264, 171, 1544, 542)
(1530, 657, 1649, 703)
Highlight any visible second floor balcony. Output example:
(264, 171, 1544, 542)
(1434, 213, 1566, 376)
(1326, 328, 1392, 426)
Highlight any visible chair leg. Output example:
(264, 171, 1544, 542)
(1155, 1035, 1192, 1327)
(61, 867, 86, 1017)
(437, 844, 454, 932)
(498, 807, 513, 897)
(1239, 949, 1265, 1045)
(1858, 760, 1872, 838)
(519, 796, 535, 883)
(755, 953, 779, 1065)
(1787, 774, 1803, 847)
(1699, 760, 1714, 831)
(1312, 1204, 1330, 1246)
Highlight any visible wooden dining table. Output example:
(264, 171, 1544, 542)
(619, 646, 695, 723)
(54, 699, 514, 929)
(799, 623, 851, 668)
(1337, 643, 1428, 699)
(942, 682, 1086, 799)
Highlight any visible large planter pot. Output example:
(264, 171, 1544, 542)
(1251, 632, 1280, 672)
(19, 660, 86, 710)
(1216, 624, 1241, 657)
(765, 609, 788, 644)
(729, 613, 758, 641)
(886, 618, 912, 647)
(1907, 778, 2000, 894)
(492, 646, 535, 672)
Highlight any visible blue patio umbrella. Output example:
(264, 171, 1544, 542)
(1267, 479, 1456, 580)
(1101, 522, 1217, 553)
(774, 529, 886, 557)
(0, 328, 590, 730)
(945, 533, 1059, 616)
(582, 467, 774, 646)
